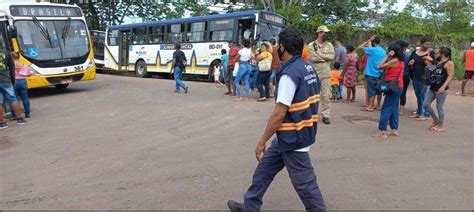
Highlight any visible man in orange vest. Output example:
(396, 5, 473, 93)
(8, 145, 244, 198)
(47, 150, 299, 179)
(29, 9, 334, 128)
(461, 42, 474, 96)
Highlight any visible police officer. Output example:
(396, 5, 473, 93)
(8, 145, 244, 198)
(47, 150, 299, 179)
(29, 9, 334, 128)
(227, 27, 326, 211)
(308, 26, 335, 124)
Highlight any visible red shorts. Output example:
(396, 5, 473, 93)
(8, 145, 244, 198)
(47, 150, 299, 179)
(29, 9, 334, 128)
(464, 71, 474, 80)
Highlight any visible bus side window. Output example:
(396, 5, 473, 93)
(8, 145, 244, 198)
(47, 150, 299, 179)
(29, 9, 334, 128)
(149, 26, 164, 44)
(166, 24, 183, 43)
(187, 22, 207, 42)
(209, 19, 233, 42)
(132, 27, 147, 45)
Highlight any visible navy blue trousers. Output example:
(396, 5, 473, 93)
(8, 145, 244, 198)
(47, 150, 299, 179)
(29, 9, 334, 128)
(243, 138, 326, 211)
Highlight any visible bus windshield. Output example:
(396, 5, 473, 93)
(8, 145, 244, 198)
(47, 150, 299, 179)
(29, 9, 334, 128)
(0, 22, 7, 49)
(15, 20, 89, 61)
(257, 22, 283, 42)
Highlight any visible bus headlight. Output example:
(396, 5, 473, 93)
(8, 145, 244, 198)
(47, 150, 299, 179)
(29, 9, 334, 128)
(86, 59, 95, 70)
(30, 67, 41, 76)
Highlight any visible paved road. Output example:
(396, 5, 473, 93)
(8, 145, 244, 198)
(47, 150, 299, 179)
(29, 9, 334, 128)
(1, 74, 472, 210)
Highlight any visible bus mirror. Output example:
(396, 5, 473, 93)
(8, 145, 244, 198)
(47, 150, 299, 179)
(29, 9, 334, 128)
(7, 25, 17, 39)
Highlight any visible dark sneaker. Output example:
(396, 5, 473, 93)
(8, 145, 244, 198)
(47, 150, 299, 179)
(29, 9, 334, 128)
(0, 122, 8, 130)
(16, 118, 27, 125)
(322, 117, 331, 125)
(25, 113, 31, 119)
(227, 200, 243, 212)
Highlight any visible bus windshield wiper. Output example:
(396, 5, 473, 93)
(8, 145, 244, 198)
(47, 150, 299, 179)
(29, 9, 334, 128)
(266, 22, 276, 37)
(62, 18, 72, 45)
(32, 17, 53, 48)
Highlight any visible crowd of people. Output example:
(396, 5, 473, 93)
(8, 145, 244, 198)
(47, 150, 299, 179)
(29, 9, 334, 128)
(184, 26, 473, 139)
(225, 26, 472, 211)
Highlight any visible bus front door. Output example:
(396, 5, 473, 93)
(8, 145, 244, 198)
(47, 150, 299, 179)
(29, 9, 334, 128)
(118, 30, 130, 71)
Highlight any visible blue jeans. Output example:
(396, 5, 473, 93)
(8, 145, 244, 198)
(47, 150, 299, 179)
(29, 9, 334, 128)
(413, 79, 429, 117)
(243, 138, 326, 211)
(379, 88, 403, 131)
(173, 67, 186, 91)
(234, 62, 251, 97)
(0, 82, 17, 104)
(250, 65, 259, 90)
(14, 79, 30, 115)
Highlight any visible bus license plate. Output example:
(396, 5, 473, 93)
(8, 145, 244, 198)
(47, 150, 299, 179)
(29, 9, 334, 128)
(60, 79, 73, 84)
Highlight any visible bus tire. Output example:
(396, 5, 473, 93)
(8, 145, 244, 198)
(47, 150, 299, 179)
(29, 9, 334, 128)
(135, 60, 150, 78)
(55, 84, 69, 89)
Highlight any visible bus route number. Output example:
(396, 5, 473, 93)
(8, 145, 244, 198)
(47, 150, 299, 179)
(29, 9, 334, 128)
(209, 44, 223, 50)
(74, 65, 84, 71)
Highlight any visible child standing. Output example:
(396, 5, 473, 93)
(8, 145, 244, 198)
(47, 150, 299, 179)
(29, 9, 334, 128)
(331, 62, 342, 103)
(220, 49, 228, 85)
(214, 63, 224, 87)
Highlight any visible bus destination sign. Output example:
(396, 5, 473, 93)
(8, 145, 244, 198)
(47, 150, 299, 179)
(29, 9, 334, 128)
(10, 5, 82, 17)
(262, 14, 284, 25)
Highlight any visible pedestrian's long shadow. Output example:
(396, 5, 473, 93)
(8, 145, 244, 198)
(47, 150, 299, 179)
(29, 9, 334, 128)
(28, 87, 93, 99)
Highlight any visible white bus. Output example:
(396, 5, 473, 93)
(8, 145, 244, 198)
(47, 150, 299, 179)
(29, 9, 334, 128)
(0, 3, 95, 89)
(104, 10, 286, 78)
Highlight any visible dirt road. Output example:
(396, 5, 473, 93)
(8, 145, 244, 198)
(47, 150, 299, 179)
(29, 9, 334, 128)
(1, 74, 472, 210)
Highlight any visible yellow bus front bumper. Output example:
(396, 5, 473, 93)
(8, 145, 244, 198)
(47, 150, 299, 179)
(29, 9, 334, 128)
(27, 65, 96, 89)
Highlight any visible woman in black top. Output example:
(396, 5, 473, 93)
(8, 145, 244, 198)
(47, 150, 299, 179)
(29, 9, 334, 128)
(423, 47, 454, 132)
(408, 36, 435, 120)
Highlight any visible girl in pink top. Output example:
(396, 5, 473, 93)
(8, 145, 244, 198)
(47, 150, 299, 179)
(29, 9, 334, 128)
(12, 52, 32, 118)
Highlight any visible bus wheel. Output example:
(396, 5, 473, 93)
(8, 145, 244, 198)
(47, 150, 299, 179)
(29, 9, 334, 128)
(55, 84, 69, 89)
(135, 61, 150, 78)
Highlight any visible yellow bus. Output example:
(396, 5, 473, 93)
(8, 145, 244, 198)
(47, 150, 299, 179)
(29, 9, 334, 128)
(0, 2, 95, 89)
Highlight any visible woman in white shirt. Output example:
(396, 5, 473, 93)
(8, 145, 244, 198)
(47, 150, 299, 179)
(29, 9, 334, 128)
(234, 40, 253, 101)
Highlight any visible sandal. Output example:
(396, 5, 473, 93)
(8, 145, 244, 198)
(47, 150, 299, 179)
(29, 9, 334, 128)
(343, 100, 351, 103)
(415, 117, 429, 121)
(431, 126, 446, 132)
(428, 122, 439, 129)
(372, 131, 388, 139)
(257, 98, 267, 102)
(360, 107, 373, 112)
(388, 130, 400, 136)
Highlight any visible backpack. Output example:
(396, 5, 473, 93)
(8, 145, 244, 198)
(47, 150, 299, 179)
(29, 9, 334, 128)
(0, 51, 7, 71)
(422, 61, 448, 86)
(175, 50, 187, 69)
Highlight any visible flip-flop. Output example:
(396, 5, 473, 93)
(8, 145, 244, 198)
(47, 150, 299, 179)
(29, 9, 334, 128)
(372, 132, 388, 139)
(360, 107, 373, 112)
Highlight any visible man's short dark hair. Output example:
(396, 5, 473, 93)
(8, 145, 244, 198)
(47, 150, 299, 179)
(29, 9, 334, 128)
(278, 27, 304, 55)
(420, 36, 432, 44)
(270, 38, 277, 45)
(333, 62, 340, 69)
(243, 39, 251, 48)
(221, 49, 227, 54)
(372, 36, 381, 45)
(174, 42, 181, 49)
